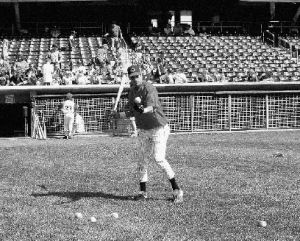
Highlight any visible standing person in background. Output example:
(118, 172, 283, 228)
(49, 44, 62, 71)
(61, 93, 76, 139)
(12, 56, 29, 85)
(105, 21, 124, 51)
(155, 57, 167, 83)
(2, 39, 9, 61)
(69, 30, 76, 51)
(0, 55, 11, 85)
(96, 45, 108, 74)
(184, 25, 195, 36)
(42, 57, 54, 85)
(115, 65, 183, 203)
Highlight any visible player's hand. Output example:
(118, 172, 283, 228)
(110, 110, 120, 118)
(134, 104, 144, 113)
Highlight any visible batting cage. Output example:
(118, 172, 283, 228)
(23, 83, 300, 137)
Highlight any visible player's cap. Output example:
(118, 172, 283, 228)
(127, 65, 141, 77)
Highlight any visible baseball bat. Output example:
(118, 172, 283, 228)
(113, 76, 126, 111)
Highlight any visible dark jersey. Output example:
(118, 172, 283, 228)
(128, 81, 168, 130)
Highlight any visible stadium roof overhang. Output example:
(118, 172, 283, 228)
(240, 0, 300, 2)
(0, 0, 137, 2)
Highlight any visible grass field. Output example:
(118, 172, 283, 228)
(1, 130, 300, 240)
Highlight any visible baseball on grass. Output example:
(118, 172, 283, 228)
(258, 220, 267, 227)
(112, 212, 119, 219)
(75, 212, 83, 219)
(134, 97, 141, 104)
(90, 216, 97, 223)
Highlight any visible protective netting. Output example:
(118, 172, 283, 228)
(32, 93, 300, 135)
(230, 95, 266, 130)
(268, 94, 300, 128)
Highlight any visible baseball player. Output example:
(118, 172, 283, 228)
(61, 93, 76, 139)
(122, 65, 183, 203)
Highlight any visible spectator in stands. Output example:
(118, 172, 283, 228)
(105, 21, 124, 51)
(153, 57, 167, 83)
(0, 56, 10, 86)
(96, 45, 108, 73)
(43, 26, 50, 37)
(196, 71, 206, 83)
(2, 39, 9, 61)
(173, 70, 188, 84)
(42, 57, 54, 85)
(62, 70, 75, 85)
(24, 63, 38, 85)
(141, 54, 153, 81)
(203, 70, 215, 82)
(69, 30, 76, 51)
(246, 70, 259, 82)
(211, 69, 226, 82)
(49, 44, 62, 70)
(258, 68, 274, 82)
(184, 25, 195, 36)
(164, 24, 173, 36)
(173, 23, 183, 36)
(76, 70, 89, 85)
(51, 26, 61, 38)
(11, 56, 29, 85)
(147, 24, 160, 36)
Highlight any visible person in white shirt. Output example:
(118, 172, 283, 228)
(184, 25, 195, 36)
(61, 93, 76, 139)
(42, 58, 54, 85)
(49, 45, 62, 70)
(2, 39, 9, 61)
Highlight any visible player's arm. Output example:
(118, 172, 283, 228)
(134, 86, 156, 114)
(60, 102, 67, 114)
(143, 105, 153, 113)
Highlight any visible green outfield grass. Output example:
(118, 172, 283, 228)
(1, 130, 300, 240)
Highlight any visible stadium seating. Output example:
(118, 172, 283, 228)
(131, 35, 300, 82)
(1, 34, 300, 83)
(0, 36, 104, 70)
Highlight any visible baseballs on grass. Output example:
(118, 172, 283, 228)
(258, 220, 267, 227)
(90, 216, 97, 223)
(134, 97, 141, 104)
(75, 212, 83, 219)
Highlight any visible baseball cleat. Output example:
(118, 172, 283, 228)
(173, 189, 183, 203)
(133, 192, 148, 201)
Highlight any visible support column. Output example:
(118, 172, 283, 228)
(270, 2, 275, 21)
(13, 2, 21, 33)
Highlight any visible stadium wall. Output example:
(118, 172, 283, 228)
(1, 83, 300, 137)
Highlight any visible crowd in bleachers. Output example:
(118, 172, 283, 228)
(0, 32, 300, 86)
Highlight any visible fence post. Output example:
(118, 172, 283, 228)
(190, 95, 194, 132)
(228, 94, 232, 131)
(266, 94, 269, 129)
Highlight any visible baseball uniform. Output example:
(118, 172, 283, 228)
(126, 65, 183, 203)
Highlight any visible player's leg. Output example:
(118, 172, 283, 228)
(63, 115, 69, 139)
(68, 115, 75, 138)
(135, 131, 152, 200)
(130, 117, 137, 137)
(152, 124, 183, 203)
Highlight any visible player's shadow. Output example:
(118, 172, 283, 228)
(31, 190, 135, 205)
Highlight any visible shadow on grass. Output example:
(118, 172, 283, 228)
(31, 190, 167, 205)
(31, 190, 135, 204)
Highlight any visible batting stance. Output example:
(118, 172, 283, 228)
(125, 65, 183, 203)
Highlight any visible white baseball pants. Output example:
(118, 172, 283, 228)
(64, 113, 74, 136)
(137, 124, 175, 182)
